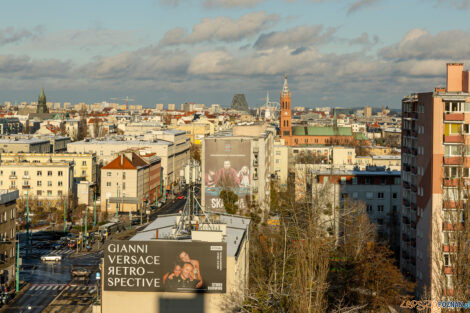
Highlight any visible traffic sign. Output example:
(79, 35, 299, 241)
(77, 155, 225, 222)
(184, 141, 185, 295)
(96, 272, 101, 280)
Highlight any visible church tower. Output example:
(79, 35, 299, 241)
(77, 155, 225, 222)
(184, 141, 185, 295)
(280, 74, 292, 138)
(37, 88, 49, 114)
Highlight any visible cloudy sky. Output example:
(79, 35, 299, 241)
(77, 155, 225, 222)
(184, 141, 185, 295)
(1, 0, 470, 108)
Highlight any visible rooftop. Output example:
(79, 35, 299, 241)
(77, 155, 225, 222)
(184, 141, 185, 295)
(130, 213, 251, 257)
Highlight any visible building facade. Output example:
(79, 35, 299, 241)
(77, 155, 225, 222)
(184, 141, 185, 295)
(401, 63, 470, 299)
(0, 190, 19, 289)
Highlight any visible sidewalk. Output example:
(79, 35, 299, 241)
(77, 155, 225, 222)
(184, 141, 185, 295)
(0, 282, 29, 312)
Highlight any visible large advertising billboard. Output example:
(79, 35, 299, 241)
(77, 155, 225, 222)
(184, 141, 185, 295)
(204, 138, 251, 211)
(104, 241, 226, 293)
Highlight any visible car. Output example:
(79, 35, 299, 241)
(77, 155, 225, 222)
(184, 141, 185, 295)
(52, 243, 63, 250)
(177, 195, 185, 200)
(71, 267, 91, 278)
(68, 241, 77, 249)
(131, 218, 140, 226)
(41, 255, 62, 262)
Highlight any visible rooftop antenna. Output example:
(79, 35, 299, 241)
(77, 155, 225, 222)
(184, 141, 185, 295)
(173, 159, 213, 238)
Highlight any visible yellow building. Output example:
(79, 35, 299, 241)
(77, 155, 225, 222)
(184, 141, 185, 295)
(172, 123, 214, 145)
(0, 152, 97, 183)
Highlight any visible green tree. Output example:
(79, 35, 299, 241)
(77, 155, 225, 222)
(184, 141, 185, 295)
(219, 189, 238, 215)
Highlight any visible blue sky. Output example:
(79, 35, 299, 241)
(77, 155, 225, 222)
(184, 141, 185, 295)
(1, 0, 470, 108)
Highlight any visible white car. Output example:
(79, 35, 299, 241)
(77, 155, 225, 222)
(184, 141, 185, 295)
(41, 255, 62, 262)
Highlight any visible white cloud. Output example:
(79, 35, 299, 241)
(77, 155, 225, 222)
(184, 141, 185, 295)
(381, 28, 470, 61)
(159, 12, 278, 46)
(0, 26, 44, 46)
(254, 25, 336, 49)
(347, 0, 380, 14)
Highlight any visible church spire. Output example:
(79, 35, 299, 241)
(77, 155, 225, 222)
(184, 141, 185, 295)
(37, 87, 49, 114)
(282, 73, 289, 96)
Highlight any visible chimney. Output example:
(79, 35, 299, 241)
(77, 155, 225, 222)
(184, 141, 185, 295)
(446, 63, 464, 92)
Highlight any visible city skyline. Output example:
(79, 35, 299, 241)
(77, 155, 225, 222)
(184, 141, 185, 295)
(1, 0, 470, 108)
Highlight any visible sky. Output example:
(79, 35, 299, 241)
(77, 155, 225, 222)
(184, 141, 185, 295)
(1, 0, 470, 109)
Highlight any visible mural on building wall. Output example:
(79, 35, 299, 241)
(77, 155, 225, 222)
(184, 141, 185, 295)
(205, 138, 251, 211)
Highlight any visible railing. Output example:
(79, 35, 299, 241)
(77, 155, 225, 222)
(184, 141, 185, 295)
(444, 112, 464, 121)
(444, 135, 464, 143)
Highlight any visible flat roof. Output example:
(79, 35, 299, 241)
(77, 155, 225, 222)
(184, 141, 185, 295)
(130, 213, 251, 257)
(68, 139, 172, 146)
(0, 138, 49, 144)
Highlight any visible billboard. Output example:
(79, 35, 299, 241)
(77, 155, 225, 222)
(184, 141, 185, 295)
(104, 240, 226, 293)
(204, 138, 251, 211)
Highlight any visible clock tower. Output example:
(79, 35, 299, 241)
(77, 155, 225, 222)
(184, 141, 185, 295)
(280, 74, 292, 139)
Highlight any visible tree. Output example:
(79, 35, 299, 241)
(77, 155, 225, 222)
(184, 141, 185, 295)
(59, 121, 67, 136)
(190, 143, 201, 162)
(77, 109, 88, 140)
(92, 117, 102, 138)
(219, 189, 238, 215)
(23, 120, 31, 134)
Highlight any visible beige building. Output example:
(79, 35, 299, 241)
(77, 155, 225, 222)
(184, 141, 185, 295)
(202, 124, 274, 213)
(356, 155, 401, 170)
(0, 152, 97, 183)
(0, 190, 19, 289)
(0, 160, 73, 202)
(273, 138, 289, 185)
(173, 123, 214, 145)
(100, 152, 161, 214)
(68, 130, 189, 190)
(100, 212, 250, 313)
(0, 137, 50, 153)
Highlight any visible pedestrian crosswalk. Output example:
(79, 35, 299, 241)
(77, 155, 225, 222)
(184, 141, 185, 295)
(20, 248, 74, 257)
(29, 284, 96, 293)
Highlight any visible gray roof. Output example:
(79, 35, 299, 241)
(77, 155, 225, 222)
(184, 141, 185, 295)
(130, 213, 250, 257)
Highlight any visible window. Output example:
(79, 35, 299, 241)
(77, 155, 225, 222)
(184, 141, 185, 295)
(377, 205, 384, 212)
(58, 171, 63, 176)
(377, 219, 384, 225)
(352, 177, 357, 185)
(123, 183, 126, 190)
(366, 192, 373, 199)
(341, 193, 348, 199)
(276, 159, 280, 164)
(123, 172, 126, 179)
(340, 177, 346, 185)
(47, 181, 52, 187)
(377, 192, 384, 199)
(37, 190, 42, 196)
(0, 181, 2, 186)
(82, 161, 87, 165)
(10, 171, 16, 177)
(82, 170, 86, 176)
(393, 193, 398, 199)
(47, 190, 52, 196)
(37, 181, 42, 187)
(58, 181, 63, 187)
(276, 151, 281, 156)
(444, 254, 450, 266)
(58, 191, 63, 196)
(106, 182, 111, 187)
(352, 192, 358, 199)
(47, 171, 52, 176)
(107, 172, 111, 177)
(37, 171, 42, 176)
(366, 205, 373, 212)
(24, 171, 29, 176)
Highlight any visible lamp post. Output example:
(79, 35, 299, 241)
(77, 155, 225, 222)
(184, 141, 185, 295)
(93, 192, 97, 227)
(116, 184, 119, 220)
(63, 200, 66, 233)
(15, 238, 19, 293)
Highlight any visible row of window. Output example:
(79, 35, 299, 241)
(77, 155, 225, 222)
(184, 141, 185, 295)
(341, 192, 400, 200)
(0, 180, 64, 187)
(0, 170, 63, 177)
(107, 172, 126, 179)
(106, 181, 126, 189)
(35, 190, 63, 197)
(0, 209, 15, 223)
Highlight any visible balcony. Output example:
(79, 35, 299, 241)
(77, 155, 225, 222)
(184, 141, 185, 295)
(23, 175, 30, 179)
(411, 148, 418, 156)
(411, 184, 417, 192)
(444, 135, 464, 143)
(9, 175, 17, 179)
(444, 112, 464, 121)
(403, 181, 410, 189)
(443, 266, 453, 274)
(411, 166, 417, 174)
(403, 164, 410, 172)
(411, 221, 416, 229)
(412, 130, 417, 137)
(411, 239, 416, 247)
(443, 178, 459, 187)
(411, 202, 417, 211)
(403, 129, 411, 136)
(410, 112, 418, 119)
(443, 245, 457, 252)
(402, 234, 410, 242)
(403, 199, 410, 207)
(444, 156, 463, 165)
(402, 216, 410, 224)
(22, 185, 31, 189)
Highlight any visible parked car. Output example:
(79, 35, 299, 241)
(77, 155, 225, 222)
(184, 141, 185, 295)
(71, 267, 91, 278)
(177, 194, 185, 200)
(68, 240, 76, 249)
(41, 255, 62, 262)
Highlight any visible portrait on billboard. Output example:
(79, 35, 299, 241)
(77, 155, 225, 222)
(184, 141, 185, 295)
(204, 138, 251, 211)
(162, 251, 203, 291)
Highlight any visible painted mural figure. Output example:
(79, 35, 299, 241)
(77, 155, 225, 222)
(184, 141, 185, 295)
(214, 160, 240, 188)
(238, 166, 250, 187)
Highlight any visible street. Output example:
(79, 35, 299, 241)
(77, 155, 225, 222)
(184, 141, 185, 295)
(4, 192, 191, 312)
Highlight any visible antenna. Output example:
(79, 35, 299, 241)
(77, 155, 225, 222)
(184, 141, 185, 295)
(173, 159, 213, 238)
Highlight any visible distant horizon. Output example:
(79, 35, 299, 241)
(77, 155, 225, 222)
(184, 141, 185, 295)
(1, 0, 468, 109)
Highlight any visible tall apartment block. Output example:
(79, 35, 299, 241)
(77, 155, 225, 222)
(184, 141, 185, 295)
(401, 63, 470, 299)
